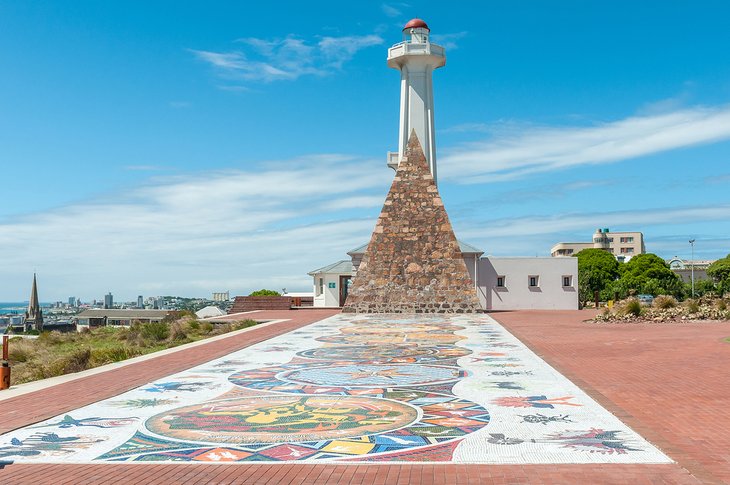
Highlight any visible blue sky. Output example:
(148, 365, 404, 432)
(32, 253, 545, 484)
(2, 1, 730, 301)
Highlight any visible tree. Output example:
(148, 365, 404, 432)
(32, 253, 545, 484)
(684, 279, 718, 297)
(707, 254, 730, 296)
(249, 289, 281, 296)
(574, 249, 620, 306)
(614, 253, 683, 298)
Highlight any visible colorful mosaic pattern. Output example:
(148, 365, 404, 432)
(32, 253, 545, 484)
(145, 395, 419, 443)
(0, 314, 671, 464)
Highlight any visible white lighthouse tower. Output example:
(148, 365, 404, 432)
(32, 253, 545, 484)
(387, 18, 446, 184)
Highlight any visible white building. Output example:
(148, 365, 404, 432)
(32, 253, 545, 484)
(551, 228, 645, 262)
(308, 260, 353, 308)
(476, 257, 578, 310)
(308, 243, 577, 311)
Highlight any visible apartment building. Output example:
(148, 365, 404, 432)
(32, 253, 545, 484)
(551, 228, 645, 261)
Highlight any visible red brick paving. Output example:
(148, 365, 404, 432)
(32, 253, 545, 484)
(0, 463, 703, 484)
(2, 309, 728, 484)
(494, 310, 730, 484)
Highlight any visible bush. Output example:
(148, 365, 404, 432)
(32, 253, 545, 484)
(91, 346, 136, 365)
(686, 299, 700, 314)
(37, 331, 63, 345)
(8, 338, 37, 363)
(200, 322, 214, 334)
(653, 295, 678, 309)
(717, 299, 727, 311)
(140, 321, 169, 342)
(249, 289, 281, 296)
(59, 348, 92, 374)
(233, 319, 258, 330)
(188, 320, 200, 330)
(621, 298, 643, 317)
(169, 321, 189, 341)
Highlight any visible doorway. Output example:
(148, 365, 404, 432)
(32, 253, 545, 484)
(339, 275, 352, 307)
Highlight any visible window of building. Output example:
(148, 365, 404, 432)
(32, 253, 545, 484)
(496, 276, 505, 288)
(318, 277, 324, 296)
(529, 275, 539, 287)
(620, 236, 634, 243)
(563, 275, 572, 287)
(620, 247, 634, 254)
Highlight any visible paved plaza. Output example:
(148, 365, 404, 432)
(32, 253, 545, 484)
(0, 314, 669, 465)
(2, 310, 728, 483)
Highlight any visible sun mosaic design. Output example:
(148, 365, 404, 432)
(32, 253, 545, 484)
(0, 315, 671, 464)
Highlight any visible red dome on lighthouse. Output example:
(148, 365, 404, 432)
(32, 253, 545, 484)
(403, 18, 429, 31)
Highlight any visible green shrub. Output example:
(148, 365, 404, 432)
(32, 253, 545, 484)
(140, 321, 169, 342)
(37, 331, 63, 345)
(91, 346, 135, 365)
(188, 320, 200, 330)
(59, 348, 92, 374)
(717, 299, 727, 311)
(686, 299, 700, 314)
(8, 338, 37, 363)
(169, 321, 189, 341)
(249, 289, 281, 296)
(621, 298, 642, 317)
(653, 295, 678, 309)
(201, 322, 214, 334)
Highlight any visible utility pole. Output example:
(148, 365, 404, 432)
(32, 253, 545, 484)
(689, 239, 696, 298)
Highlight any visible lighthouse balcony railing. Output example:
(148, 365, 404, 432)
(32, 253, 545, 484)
(388, 42, 444, 58)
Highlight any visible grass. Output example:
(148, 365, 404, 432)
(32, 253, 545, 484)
(2, 318, 258, 385)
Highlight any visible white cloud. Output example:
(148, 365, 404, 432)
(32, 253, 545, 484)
(0, 156, 389, 300)
(440, 104, 730, 183)
(381, 3, 405, 18)
(463, 204, 730, 239)
(318, 35, 384, 69)
(191, 32, 383, 84)
(430, 31, 468, 50)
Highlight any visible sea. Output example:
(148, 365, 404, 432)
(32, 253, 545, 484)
(0, 302, 51, 314)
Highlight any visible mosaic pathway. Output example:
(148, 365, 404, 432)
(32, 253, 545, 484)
(0, 314, 671, 464)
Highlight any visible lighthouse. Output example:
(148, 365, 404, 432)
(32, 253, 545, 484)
(387, 18, 446, 184)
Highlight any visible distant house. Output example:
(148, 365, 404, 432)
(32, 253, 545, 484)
(667, 257, 715, 283)
(74, 309, 171, 331)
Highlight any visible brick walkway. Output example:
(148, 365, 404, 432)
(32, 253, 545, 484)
(494, 310, 730, 484)
(2, 309, 728, 484)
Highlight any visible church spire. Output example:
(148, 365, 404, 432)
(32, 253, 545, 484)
(25, 273, 43, 332)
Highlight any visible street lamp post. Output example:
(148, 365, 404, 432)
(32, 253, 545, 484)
(689, 239, 696, 298)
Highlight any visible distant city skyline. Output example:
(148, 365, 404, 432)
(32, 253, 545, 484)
(2, 2, 730, 299)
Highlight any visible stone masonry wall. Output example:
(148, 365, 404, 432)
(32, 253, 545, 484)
(342, 131, 481, 313)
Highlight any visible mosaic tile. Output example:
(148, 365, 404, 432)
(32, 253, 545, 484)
(0, 314, 671, 464)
